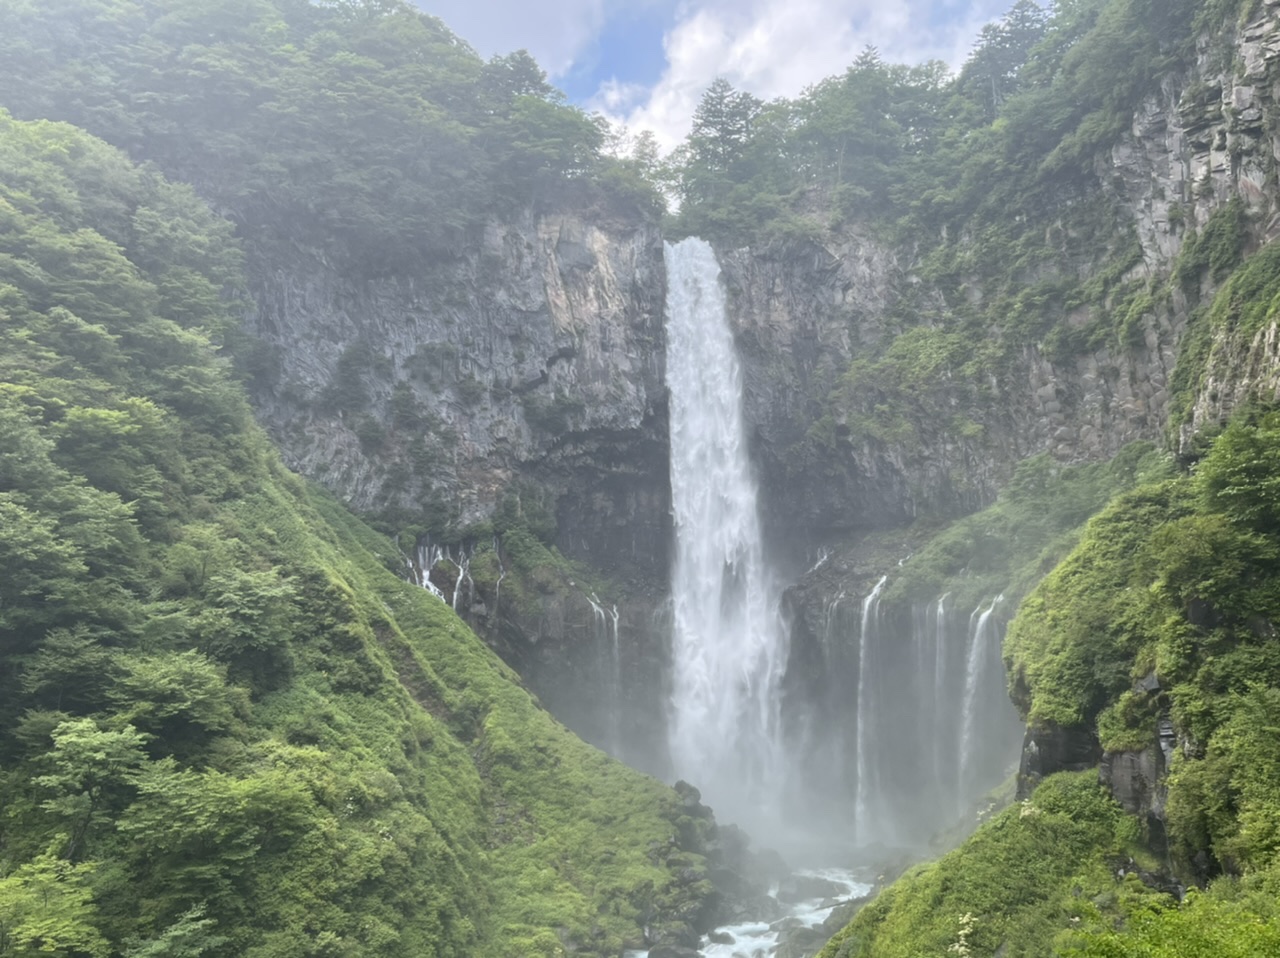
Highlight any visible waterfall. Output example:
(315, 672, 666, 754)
(802, 578, 1022, 848)
(961, 594, 1006, 792)
(932, 593, 951, 791)
(854, 575, 887, 841)
(659, 236, 1021, 848)
(408, 544, 447, 602)
(664, 237, 788, 827)
(587, 592, 623, 757)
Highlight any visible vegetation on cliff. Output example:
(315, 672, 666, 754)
(0, 110, 710, 958)
(907, 398, 1280, 956)
(842, 261, 1280, 954)
(1007, 402, 1280, 872)
(818, 772, 1280, 958)
(0, 0, 661, 273)
(665, 0, 1264, 476)
(884, 440, 1172, 611)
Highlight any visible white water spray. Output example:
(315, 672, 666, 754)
(664, 237, 789, 826)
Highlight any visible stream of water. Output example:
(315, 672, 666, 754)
(664, 237, 790, 830)
(624, 868, 873, 958)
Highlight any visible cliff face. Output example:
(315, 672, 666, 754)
(243, 203, 677, 768)
(723, 2, 1280, 551)
(245, 4, 1280, 570)
(247, 204, 671, 576)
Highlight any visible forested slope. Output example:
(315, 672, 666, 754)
(0, 111, 713, 958)
(0, 0, 654, 272)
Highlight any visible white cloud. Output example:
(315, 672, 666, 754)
(590, 0, 1012, 150)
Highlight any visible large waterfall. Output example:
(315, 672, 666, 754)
(660, 236, 1022, 853)
(664, 237, 789, 829)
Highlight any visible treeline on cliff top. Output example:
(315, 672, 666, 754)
(0, 0, 1244, 263)
(0, 0, 666, 272)
(0, 107, 720, 958)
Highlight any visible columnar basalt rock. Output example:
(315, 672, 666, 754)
(246, 204, 671, 575)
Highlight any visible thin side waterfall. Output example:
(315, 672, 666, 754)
(664, 237, 789, 828)
(961, 594, 1006, 790)
(854, 575, 887, 841)
(587, 592, 623, 757)
(803, 577, 1022, 848)
(933, 592, 951, 789)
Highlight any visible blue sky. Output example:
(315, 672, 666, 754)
(416, 0, 1018, 147)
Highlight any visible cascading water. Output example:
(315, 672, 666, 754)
(806, 580, 1023, 847)
(664, 237, 789, 828)
(587, 592, 623, 757)
(961, 595, 1005, 792)
(854, 576, 887, 841)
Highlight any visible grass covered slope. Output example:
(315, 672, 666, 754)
(818, 773, 1160, 958)
(818, 772, 1280, 958)
(0, 110, 710, 958)
(1006, 403, 1280, 877)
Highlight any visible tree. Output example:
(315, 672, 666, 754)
(688, 77, 762, 175)
(123, 905, 227, 958)
(0, 854, 109, 958)
(1197, 413, 1280, 533)
(960, 0, 1050, 118)
(35, 718, 148, 861)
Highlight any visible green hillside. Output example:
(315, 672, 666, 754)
(0, 109, 710, 958)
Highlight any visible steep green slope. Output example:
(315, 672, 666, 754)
(818, 773, 1280, 958)
(818, 773, 1161, 958)
(0, 110, 710, 958)
(1007, 401, 1280, 880)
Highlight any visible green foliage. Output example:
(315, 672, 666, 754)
(1198, 411, 1280, 530)
(886, 442, 1171, 611)
(671, 0, 1198, 247)
(1065, 887, 1280, 958)
(0, 854, 110, 957)
(0, 111, 710, 958)
(818, 772, 1159, 958)
(0, 0, 643, 274)
(1175, 198, 1249, 287)
(1167, 239, 1280, 437)
(1006, 408, 1280, 882)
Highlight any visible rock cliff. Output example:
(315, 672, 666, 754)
(247, 203, 671, 576)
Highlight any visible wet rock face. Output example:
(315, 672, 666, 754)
(245, 204, 671, 576)
(716, 231, 1185, 546)
(718, 235, 917, 541)
(1018, 721, 1102, 799)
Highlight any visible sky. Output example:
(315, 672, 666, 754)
(415, 0, 1018, 149)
